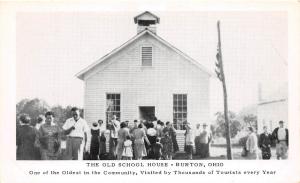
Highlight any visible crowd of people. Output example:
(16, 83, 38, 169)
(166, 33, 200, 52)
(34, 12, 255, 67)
(17, 107, 206, 160)
(95, 115, 181, 160)
(243, 120, 289, 160)
(17, 107, 89, 160)
(16, 107, 288, 160)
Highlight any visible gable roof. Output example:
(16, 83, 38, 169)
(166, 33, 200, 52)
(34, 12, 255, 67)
(76, 29, 214, 80)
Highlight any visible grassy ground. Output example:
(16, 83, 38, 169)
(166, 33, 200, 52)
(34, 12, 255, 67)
(173, 145, 277, 160)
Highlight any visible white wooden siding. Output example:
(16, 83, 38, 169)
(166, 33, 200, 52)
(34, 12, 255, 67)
(84, 34, 210, 130)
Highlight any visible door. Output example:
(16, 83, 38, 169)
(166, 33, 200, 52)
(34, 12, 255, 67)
(139, 106, 155, 121)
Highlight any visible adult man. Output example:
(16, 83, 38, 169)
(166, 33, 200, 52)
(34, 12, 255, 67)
(272, 121, 288, 159)
(199, 123, 212, 158)
(107, 115, 120, 159)
(194, 123, 201, 155)
(184, 123, 195, 160)
(62, 107, 89, 160)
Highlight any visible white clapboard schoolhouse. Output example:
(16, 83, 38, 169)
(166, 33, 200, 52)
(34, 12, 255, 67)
(76, 12, 213, 149)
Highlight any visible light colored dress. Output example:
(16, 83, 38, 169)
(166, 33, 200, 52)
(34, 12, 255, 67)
(133, 128, 148, 159)
(116, 127, 130, 159)
(122, 140, 133, 157)
(246, 132, 259, 160)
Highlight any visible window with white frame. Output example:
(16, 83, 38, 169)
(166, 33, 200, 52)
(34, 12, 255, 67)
(141, 46, 152, 66)
(173, 94, 187, 130)
(106, 93, 120, 123)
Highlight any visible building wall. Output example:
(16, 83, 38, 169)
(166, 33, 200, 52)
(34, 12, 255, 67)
(257, 100, 288, 133)
(83, 33, 210, 130)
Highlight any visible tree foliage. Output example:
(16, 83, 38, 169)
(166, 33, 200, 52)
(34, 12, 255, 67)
(16, 98, 50, 126)
(214, 111, 242, 138)
(243, 114, 258, 131)
(16, 98, 82, 127)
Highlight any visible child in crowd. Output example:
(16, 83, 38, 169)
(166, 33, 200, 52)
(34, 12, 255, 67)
(152, 138, 163, 160)
(122, 136, 133, 160)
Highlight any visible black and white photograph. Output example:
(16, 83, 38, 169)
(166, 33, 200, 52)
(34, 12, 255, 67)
(1, 1, 300, 183)
(14, 10, 290, 161)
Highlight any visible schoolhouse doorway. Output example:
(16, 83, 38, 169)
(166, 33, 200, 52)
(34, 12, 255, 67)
(139, 106, 155, 121)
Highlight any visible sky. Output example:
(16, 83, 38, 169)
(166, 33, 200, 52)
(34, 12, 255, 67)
(16, 11, 287, 117)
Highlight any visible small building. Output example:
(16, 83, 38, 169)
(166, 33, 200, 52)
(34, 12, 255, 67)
(76, 11, 213, 137)
(257, 83, 288, 133)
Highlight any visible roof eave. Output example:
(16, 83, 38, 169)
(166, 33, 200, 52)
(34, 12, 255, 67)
(76, 29, 214, 80)
(75, 30, 149, 80)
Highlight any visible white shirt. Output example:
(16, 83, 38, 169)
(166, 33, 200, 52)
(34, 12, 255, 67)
(278, 127, 286, 140)
(194, 128, 201, 136)
(110, 120, 120, 138)
(185, 130, 195, 145)
(35, 122, 45, 130)
(200, 129, 211, 144)
(62, 117, 89, 138)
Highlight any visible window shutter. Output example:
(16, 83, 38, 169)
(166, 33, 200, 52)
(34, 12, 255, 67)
(141, 47, 152, 66)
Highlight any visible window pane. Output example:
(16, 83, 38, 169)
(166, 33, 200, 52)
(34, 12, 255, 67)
(106, 94, 121, 123)
(178, 100, 182, 106)
(173, 94, 187, 130)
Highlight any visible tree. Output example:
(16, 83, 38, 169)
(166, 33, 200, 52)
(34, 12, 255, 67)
(243, 114, 258, 131)
(215, 111, 242, 139)
(51, 105, 83, 127)
(16, 98, 50, 125)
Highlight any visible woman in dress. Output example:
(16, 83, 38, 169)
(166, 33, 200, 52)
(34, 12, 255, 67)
(17, 114, 39, 160)
(116, 122, 130, 160)
(38, 111, 62, 160)
(90, 122, 100, 160)
(133, 123, 150, 160)
(99, 131, 107, 159)
(259, 126, 272, 160)
(246, 127, 259, 160)
(146, 123, 157, 159)
(161, 129, 173, 160)
(165, 122, 179, 154)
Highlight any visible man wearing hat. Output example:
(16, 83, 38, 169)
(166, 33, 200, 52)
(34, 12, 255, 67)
(272, 121, 289, 159)
(199, 123, 212, 158)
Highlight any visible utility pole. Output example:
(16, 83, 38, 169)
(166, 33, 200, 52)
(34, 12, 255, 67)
(215, 20, 232, 160)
